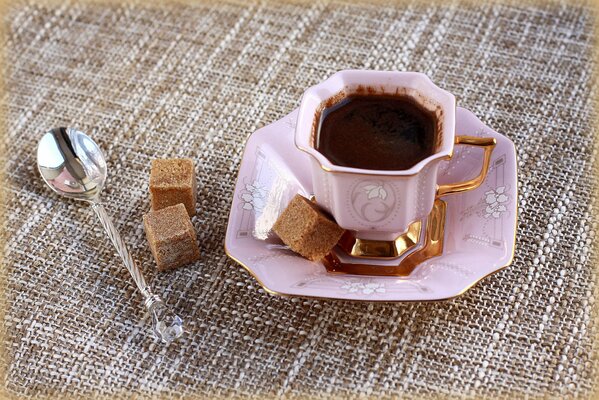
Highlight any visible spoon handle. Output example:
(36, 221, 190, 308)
(91, 202, 183, 344)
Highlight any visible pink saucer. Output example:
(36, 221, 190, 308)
(225, 107, 517, 301)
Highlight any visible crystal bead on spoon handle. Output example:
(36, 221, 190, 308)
(91, 202, 183, 343)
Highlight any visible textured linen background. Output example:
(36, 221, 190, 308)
(2, 0, 597, 398)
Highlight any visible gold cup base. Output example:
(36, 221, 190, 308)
(337, 219, 422, 259)
(323, 199, 447, 276)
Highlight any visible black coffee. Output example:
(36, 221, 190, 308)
(315, 94, 438, 171)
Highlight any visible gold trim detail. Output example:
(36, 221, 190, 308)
(436, 135, 496, 197)
(322, 199, 446, 276)
(337, 220, 421, 259)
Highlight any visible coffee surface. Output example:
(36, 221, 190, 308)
(315, 95, 437, 171)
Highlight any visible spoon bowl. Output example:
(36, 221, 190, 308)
(37, 127, 106, 201)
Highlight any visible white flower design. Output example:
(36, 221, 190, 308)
(363, 185, 387, 200)
(484, 186, 508, 218)
(241, 181, 267, 211)
(245, 182, 266, 196)
(341, 281, 386, 295)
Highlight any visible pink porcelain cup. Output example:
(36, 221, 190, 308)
(295, 70, 496, 242)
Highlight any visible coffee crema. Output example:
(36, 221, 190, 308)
(315, 94, 438, 171)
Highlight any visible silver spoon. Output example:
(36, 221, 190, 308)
(37, 127, 183, 344)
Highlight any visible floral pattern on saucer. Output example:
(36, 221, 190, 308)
(484, 186, 509, 219)
(341, 282, 386, 295)
(240, 181, 267, 211)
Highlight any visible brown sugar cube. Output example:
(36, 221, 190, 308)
(272, 194, 345, 261)
(143, 203, 200, 271)
(150, 158, 196, 217)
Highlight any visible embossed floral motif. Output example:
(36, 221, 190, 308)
(363, 184, 388, 200)
(484, 186, 508, 218)
(350, 180, 396, 223)
(241, 181, 267, 211)
(340, 281, 386, 295)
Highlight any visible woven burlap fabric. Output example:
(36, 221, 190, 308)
(1, 0, 597, 398)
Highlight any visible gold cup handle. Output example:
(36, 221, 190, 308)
(436, 135, 497, 197)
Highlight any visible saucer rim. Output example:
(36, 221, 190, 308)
(224, 243, 514, 303)
(224, 107, 518, 302)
